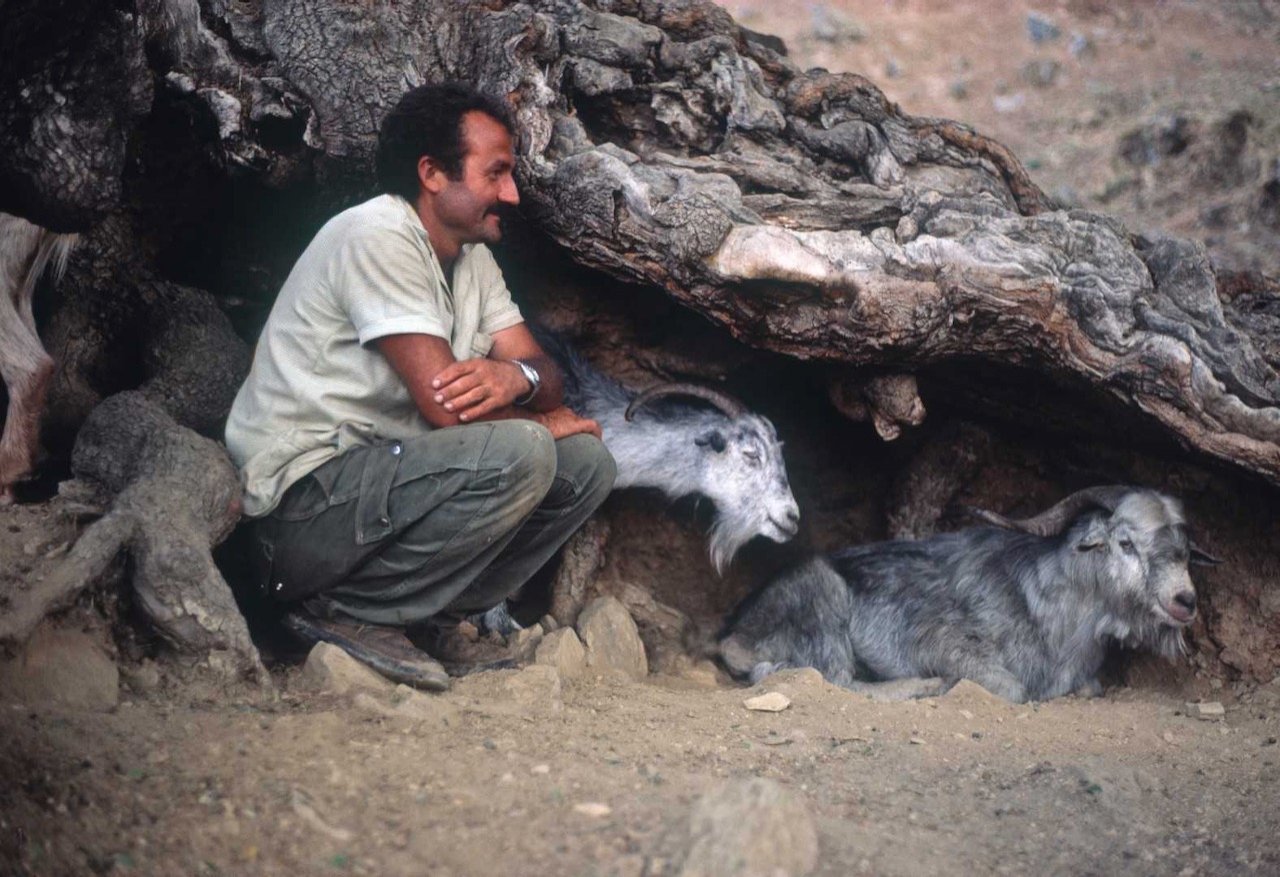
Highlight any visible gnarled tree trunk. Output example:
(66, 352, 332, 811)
(1, 0, 1277, 680)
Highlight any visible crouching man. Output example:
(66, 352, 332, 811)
(225, 83, 616, 690)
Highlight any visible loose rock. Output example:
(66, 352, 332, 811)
(577, 596, 648, 680)
(573, 802, 612, 818)
(744, 692, 791, 713)
(300, 643, 393, 696)
(535, 628, 587, 679)
(1026, 11, 1061, 43)
(679, 778, 818, 877)
(510, 622, 544, 654)
(1186, 701, 1226, 720)
(942, 679, 1007, 708)
(503, 664, 563, 712)
(0, 627, 119, 711)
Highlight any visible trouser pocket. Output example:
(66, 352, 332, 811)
(355, 440, 404, 545)
(250, 516, 279, 599)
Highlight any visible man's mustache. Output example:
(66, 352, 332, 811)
(486, 205, 518, 222)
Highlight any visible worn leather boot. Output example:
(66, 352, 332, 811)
(283, 611, 451, 691)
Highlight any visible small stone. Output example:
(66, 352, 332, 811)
(577, 597, 648, 681)
(768, 668, 824, 688)
(744, 692, 791, 712)
(573, 802, 612, 818)
(119, 659, 162, 695)
(810, 4, 863, 43)
(300, 643, 393, 696)
(942, 679, 1006, 708)
(535, 628, 587, 680)
(909, 737, 925, 745)
(539, 614, 558, 633)
(1162, 730, 1178, 744)
(1186, 701, 1225, 720)
(511, 622, 544, 652)
(1021, 59, 1060, 88)
(1069, 33, 1096, 60)
(531, 764, 551, 775)
(679, 778, 818, 877)
(503, 664, 563, 712)
(993, 93, 1026, 114)
(1026, 11, 1061, 43)
(673, 657, 723, 689)
(0, 627, 119, 711)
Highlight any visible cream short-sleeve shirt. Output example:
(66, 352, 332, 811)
(225, 193, 524, 517)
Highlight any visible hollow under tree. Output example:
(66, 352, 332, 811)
(1, 0, 1277, 679)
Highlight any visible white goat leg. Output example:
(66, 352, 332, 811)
(0, 214, 76, 504)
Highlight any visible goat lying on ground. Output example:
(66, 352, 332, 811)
(472, 327, 801, 635)
(718, 486, 1217, 702)
(0, 214, 77, 504)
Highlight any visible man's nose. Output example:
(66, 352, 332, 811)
(499, 173, 519, 206)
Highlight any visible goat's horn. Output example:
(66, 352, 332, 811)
(969, 485, 1135, 537)
(625, 383, 749, 421)
(1189, 541, 1224, 566)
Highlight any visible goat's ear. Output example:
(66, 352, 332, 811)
(1074, 518, 1107, 553)
(1190, 542, 1224, 566)
(695, 430, 727, 453)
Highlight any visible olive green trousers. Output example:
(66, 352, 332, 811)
(252, 421, 615, 627)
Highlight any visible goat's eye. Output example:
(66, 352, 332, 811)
(743, 449, 761, 465)
(1119, 538, 1135, 552)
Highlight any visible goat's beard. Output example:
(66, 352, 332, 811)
(707, 513, 755, 576)
(1126, 615, 1188, 660)
(1155, 625, 1189, 660)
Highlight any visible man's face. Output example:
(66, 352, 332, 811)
(431, 111, 519, 247)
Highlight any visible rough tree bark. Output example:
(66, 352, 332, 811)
(2, 0, 1278, 675)
(158, 0, 1277, 483)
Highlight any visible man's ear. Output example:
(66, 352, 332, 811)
(417, 155, 448, 194)
(695, 430, 727, 453)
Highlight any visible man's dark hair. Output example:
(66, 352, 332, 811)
(375, 82, 515, 200)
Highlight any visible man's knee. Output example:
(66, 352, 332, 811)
(484, 420, 557, 504)
(555, 433, 617, 506)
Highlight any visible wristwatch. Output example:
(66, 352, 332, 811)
(512, 358, 541, 406)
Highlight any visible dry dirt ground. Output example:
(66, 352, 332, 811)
(4, 2, 1280, 875)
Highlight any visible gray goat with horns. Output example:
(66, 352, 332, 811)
(718, 486, 1218, 703)
(473, 328, 800, 635)
(535, 326, 800, 572)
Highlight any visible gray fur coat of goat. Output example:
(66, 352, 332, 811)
(719, 487, 1210, 702)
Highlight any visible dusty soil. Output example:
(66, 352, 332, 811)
(4, 2, 1280, 876)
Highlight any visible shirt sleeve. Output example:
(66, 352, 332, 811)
(335, 224, 450, 346)
(472, 246, 524, 335)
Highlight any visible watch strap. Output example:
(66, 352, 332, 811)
(513, 359, 541, 406)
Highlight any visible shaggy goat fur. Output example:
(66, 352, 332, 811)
(719, 487, 1205, 703)
(535, 326, 799, 572)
